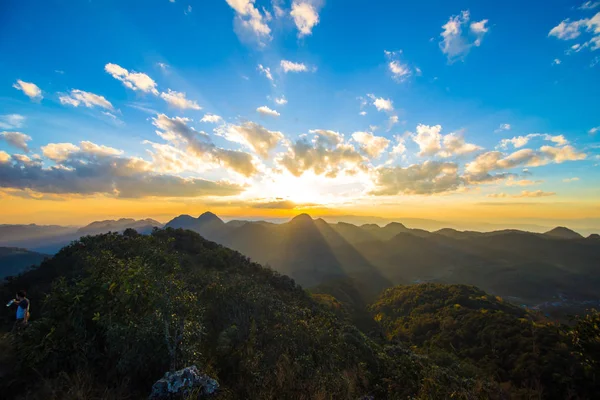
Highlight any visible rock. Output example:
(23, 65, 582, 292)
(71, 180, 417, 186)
(149, 365, 219, 399)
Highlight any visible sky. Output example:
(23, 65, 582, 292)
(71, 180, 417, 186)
(0, 0, 599, 226)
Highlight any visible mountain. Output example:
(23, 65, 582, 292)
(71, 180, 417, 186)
(77, 218, 162, 235)
(544, 226, 584, 239)
(1, 229, 598, 399)
(163, 212, 600, 313)
(0, 229, 511, 399)
(0, 247, 48, 279)
(0, 224, 79, 253)
(165, 212, 228, 239)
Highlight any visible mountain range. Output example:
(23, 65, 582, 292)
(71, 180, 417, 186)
(2, 212, 599, 316)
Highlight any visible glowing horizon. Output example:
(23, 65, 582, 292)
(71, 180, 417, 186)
(1, 1, 599, 227)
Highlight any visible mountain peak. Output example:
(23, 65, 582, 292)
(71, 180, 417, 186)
(198, 212, 224, 225)
(385, 222, 407, 229)
(290, 213, 313, 224)
(544, 226, 583, 239)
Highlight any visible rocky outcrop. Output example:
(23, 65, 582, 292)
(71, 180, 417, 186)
(148, 365, 218, 399)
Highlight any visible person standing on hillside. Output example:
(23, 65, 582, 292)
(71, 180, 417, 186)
(7, 290, 30, 332)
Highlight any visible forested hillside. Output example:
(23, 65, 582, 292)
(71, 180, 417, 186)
(1, 229, 508, 400)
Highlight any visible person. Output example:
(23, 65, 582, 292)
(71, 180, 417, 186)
(10, 290, 30, 332)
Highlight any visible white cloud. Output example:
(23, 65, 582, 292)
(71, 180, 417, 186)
(505, 177, 542, 186)
(153, 114, 258, 176)
(59, 89, 114, 110)
(105, 63, 159, 95)
(200, 113, 223, 123)
(157, 62, 169, 70)
(256, 105, 280, 117)
(580, 1, 600, 10)
(411, 124, 480, 158)
(549, 19, 588, 40)
(367, 94, 394, 112)
(412, 124, 442, 156)
(225, 0, 271, 45)
(160, 89, 201, 110)
(184, 5, 192, 15)
(563, 177, 580, 182)
(280, 60, 311, 73)
(0, 151, 11, 164)
(0, 131, 32, 152)
(258, 64, 274, 81)
(80, 141, 124, 157)
(494, 123, 511, 133)
(499, 133, 569, 149)
(351, 131, 390, 158)
(272, 0, 285, 18)
(553, 58, 562, 65)
(359, 111, 367, 116)
(216, 121, 284, 158)
(589, 126, 599, 134)
(0, 114, 25, 130)
(274, 96, 287, 105)
(389, 60, 411, 81)
(391, 135, 406, 155)
(12, 80, 43, 101)
(438, 132, 482, 157)
(41, 142, 81, 162)
(465, 145, 586, 182)
(440, 10, 489, 62)
(549, 12, 600, 51)
(388, 115, 399, 131)
(371, 161, 462, 195)
(290, 1, 320, 37)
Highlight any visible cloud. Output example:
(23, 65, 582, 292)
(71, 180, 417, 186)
(277, 130, 367, 178)
(494, 123, 511, 133)
(388, 115, 399, 131)
(12, 80, 43, 101)
(0, 143, 243, 198)
(580, 1, 600, 10)
(153, 114, 258, 176)
(42, 142, 81, 162)
(367, 94, 394, 112)
(438, 132, 482, 157)
(505, 177, 542, 186)
(370, 161, 462, 195)
(499, 133, 569, 149)
(487, 193, 508, 198)
(104, 63, 159, 95)
(274, 96, 287, 105)
(225, 0, 271, 45)
(514, 190, 556, 198)
(258, 64, 274, 81)
(0, 114, 25, 130)
(412, 124, 442, 156)
(384, 50, 415, 82)
(59, 89, 114, 110)
(0, 132, 32, 152)
(280, 60, 312, 73)
(465, 145, 586, 182)
(359, 111, 367, 116)
(0, 151, 11, 164)
(249, 199, 318, 209)
(589, 126, 599, 134)
(200, 113, 223, 123)
(256, 105, 280, 117)
(351, 131, 390, 158)
(160, 89, 201, 110)
(439, 10, 489, 62)
(157, 62, 169, 70)
(391, 135, 406, 155)
(563, 177, 580, 182)
(184, 5, 192, 15)
(553, 58, 562, 65)
(216, 121, 283, 158)
(548, 12, 600, 50)
(290, 1, 320, 37)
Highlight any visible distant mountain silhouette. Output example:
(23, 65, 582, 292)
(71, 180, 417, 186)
(544, 226, 584, 240)
(78, 218, 162, 235)
(161, 212, 600, 310)
(0, 247, 49, 279)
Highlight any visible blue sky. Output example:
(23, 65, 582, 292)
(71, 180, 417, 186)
(0, 0, 599, 224)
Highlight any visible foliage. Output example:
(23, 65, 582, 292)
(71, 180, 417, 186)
(1, 229, 500, 399)
(370, 283, 600, 399)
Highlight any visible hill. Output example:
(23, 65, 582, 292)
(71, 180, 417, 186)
(0, 229, 506, 399)
(370, 283, 600, 399)
(0, 247, 48, 280)
(544, 226, 584, 240)
(77, 218, 162, 235)
(162, 212, 600, 314)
